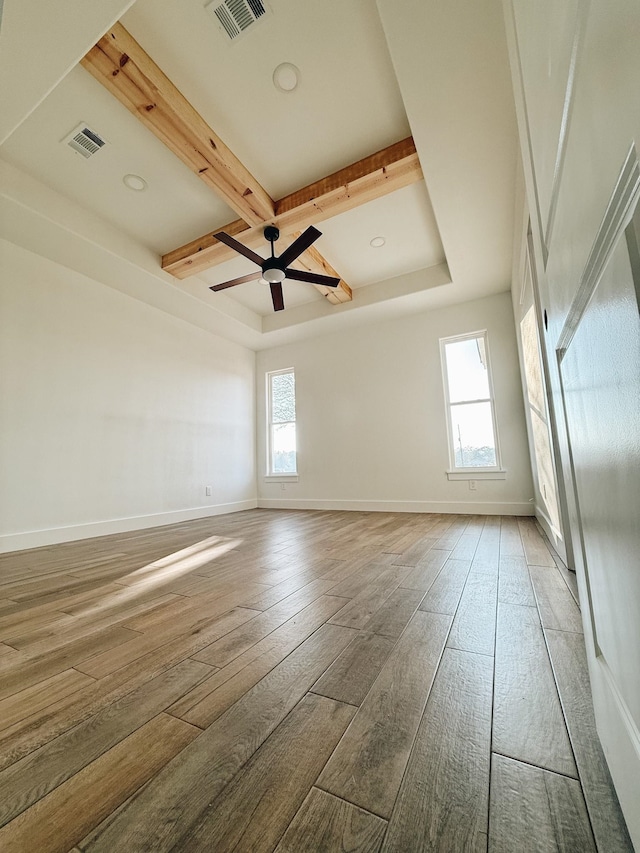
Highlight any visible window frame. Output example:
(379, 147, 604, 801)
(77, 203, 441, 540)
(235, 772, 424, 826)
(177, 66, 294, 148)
(439, 330, 505, 478)
(265, 367, 298, 479)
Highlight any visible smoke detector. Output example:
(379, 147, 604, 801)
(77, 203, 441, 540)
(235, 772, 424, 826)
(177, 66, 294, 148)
(63, 123, 107, 159)
(205, 0, 269, 41)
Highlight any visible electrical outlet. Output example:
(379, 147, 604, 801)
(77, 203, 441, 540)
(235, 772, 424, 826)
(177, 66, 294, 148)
(469, 480, 477, 491)
(205, 486, 212, 496)
(280, 483, 286, 491)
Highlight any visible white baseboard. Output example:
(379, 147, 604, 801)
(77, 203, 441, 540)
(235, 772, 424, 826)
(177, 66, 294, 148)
(0, 500, 258, 554)
(533, 505, 566, 559)
(257, 498, 534, 515)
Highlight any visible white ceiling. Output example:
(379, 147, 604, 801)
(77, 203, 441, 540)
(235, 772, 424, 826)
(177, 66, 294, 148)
(0, 0, 519, 348)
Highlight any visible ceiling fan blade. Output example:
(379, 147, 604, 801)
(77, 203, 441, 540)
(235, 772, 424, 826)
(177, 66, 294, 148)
(270, 282, 285, 311)
(213, 231, 265, 267)
(285, 268, 340, 288)
(209, 271, 263, 291)
(277, 226, 322, 268)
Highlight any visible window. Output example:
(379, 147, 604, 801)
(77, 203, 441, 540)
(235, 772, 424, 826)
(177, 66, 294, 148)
(267, 368, 297, 475)
(440, 332, 502, 472)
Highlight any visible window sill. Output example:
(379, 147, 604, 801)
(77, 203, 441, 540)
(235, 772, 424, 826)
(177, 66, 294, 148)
(446, 469, 507, 481)
(264, 474, 299, 483)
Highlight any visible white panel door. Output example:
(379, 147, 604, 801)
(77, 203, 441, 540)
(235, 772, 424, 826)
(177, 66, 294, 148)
(503, 0, 640, 843)
(559, 207, 640, 843)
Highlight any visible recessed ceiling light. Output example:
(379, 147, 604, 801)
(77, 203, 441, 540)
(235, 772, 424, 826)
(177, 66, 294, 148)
(123, 174, 147, 192)
(273, 62, 300, 93)
(370, 236, 386, 248)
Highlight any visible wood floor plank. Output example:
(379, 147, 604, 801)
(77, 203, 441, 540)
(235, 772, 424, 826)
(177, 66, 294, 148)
(0, 680, 107, 770)
(0, 572, 83, 601)
(0, 610, 253, 772)
(544, 629, 634, 852)
(75, 606, 258, 680)
(190, 607, 291, 668)
(175, 693, 355, 852)
(517, 518, 556, 567)
(498, 517, 525, 558)
(360, 586, 424, 638)
(472, 516, 501, 570)
(0, 609, 70, 643)
(275, 788, 387, 853)
(250, 576, 342, 619)
(49, 582, 135, 616)
(449, 528, 483, 562)
(0, 626, 139, 702)
(0, 668, 95, 733)
(447, 568, 498, 657)
(381, 648, 493, 852)
(79, 623, 355, 853)
(529, 565, 583, 633)
(425, 518, 457, 539)
(493, 602, 577, 778)
(432, 516, 470, 550)
(193, 580, 346, 669)
(552, 553, 580, 604)
(6, 593, 178, 651)
(497, 555, 536, 607)
(317, 611, 451, 818)
(327, 560, 392, 598)
(122, 584, 264, 634)
(312, 632, 396, 706)
(0, 643, 22, 662)
(418, 558, 471, 615)
(391, 534, 440, 567)
(0, 713, 199, 853)
(175, 595, 349, 727)
(240, 565, 341, 610)
(328, 565, 410, 630)
(489, 754, 596, 852)
(0, 659, 212, 828)
(400, 548, 450, 592)
(167, 642, 273, 720)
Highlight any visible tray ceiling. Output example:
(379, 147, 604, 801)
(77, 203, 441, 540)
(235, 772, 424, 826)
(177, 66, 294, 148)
(0, 0, 518, 348)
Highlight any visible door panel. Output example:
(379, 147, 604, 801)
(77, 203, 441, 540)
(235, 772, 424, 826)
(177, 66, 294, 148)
(516, 249, 566, 556)
(560, 235, 640, 726)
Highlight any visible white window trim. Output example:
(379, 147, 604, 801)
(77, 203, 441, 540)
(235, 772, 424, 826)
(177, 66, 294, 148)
(446, 469, 506, 481)
(440, 330, 503, 475)
(266, 367, 297, 477)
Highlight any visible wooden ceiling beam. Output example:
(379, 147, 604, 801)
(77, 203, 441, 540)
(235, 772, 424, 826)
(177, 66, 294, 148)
(288, 238, 352, 305)
(81, 22, 274, 225)
(161, 138, 423, 279)
(81, 22, 351, 304)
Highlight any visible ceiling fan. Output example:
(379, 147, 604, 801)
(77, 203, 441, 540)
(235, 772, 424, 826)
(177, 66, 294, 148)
(209, 225, 340, 311)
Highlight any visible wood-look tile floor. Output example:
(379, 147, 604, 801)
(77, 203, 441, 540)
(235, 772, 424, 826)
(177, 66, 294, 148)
(0, 510, 633, 852)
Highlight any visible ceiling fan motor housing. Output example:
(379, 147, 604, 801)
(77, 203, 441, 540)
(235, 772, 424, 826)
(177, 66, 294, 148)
(264, 225, 280, 243)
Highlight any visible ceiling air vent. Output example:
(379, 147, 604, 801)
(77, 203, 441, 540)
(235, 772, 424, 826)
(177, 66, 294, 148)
(63, 123, 107, 159)
(206, 0, 268, 41)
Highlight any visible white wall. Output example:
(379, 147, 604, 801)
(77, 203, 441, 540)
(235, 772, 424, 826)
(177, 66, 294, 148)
(0, 239, 256, 552)
(257, 292, 533, 514)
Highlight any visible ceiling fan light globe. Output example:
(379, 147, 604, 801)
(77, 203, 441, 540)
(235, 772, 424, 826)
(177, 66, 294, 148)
(263, 267, 286, 284)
